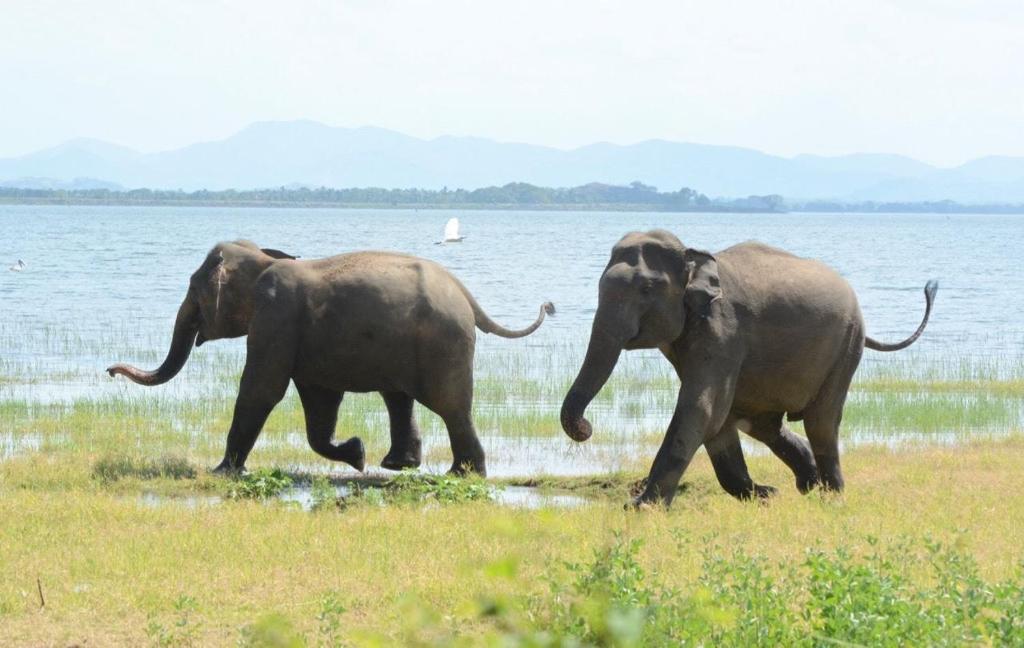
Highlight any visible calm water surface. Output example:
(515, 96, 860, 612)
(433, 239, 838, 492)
(2, 206, 1020, 362)
(2, 206, 1023, 474)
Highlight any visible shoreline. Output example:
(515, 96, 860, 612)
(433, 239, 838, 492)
(2, 199, 1024, 214)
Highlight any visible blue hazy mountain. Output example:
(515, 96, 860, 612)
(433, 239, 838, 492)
(1, 120, 1021, 201)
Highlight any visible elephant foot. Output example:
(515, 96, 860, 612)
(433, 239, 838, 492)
(212, 461, 246, 476)
(339, 437, 366, 472)
(447, 457, 486, 477)
(380, 440, 422, 471)
(812, 455, 844, 493)
(380, 452, 421, 471)
(629, 482, 674, 509)
(626, 494, 663, 511)
(796, 473, 820, 494)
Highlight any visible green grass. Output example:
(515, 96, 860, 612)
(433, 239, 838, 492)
(3, 328, 1024, 645)
(3, 440, 1024, 645)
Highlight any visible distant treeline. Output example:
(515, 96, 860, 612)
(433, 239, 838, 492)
(0, 182, 784, 212)
(1, 182, 1021, 213)
(788, 199, 1024, 214)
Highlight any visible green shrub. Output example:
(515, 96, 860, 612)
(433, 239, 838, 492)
(237, 613, 305, 648)
(145, 594, 200, 647)
(224, 468, 294, 500)
(380, 472, 496, 505)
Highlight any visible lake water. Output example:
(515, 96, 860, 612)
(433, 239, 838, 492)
(2, 206, 1023, 474)
(2, 206, 1021, 364)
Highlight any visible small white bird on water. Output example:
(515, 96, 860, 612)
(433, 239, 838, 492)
(8, 260, 25, 272)
(436, 217, 466, 244)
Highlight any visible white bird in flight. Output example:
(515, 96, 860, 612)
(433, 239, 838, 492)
(8, 260, 25, 272)
(436, 217, 466, 244)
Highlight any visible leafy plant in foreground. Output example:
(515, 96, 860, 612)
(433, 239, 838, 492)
(225, 468, 294, 500)
(381, 471, 496, 505)
(145, 594, 200, 648)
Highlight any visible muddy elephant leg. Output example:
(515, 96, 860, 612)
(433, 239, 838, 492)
(380, 391, 422, 471)
(705, 421, 777, 500)
(636, 371, 737, 507)
(295, 383, 364, 471)
(744, 413, 820, 493)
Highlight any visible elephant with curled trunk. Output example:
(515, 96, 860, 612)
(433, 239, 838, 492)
(108, 240, 554, 475)
(561, 230, 937, 507)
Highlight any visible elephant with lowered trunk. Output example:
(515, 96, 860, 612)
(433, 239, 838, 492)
(108, 240, 554, 475)
(561, 230, 937, 507)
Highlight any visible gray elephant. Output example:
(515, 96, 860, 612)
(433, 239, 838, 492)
(560, 230, 936, 506)
(108, 240, 554, 475)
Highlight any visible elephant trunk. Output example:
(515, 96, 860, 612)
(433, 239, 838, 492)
(561, 326, 623, 442)
(106, 296, 199, 386)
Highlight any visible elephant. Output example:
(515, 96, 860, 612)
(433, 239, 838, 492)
(560, 230, 937, 507)
(107, 240, 554, 476)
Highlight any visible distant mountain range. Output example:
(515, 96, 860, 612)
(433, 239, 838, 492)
(1, 120, 1022, 202)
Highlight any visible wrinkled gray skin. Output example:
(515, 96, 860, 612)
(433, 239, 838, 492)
(561, 230, 937, 507)
(108, 240, 554, 475)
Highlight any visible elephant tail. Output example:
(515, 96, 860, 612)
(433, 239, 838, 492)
(865, 280, 938, 352)
(459, 285, 555, 338)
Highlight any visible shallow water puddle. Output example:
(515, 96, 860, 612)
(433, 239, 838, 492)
(130, 483, 590, 511)
(0, 432, 41, 460)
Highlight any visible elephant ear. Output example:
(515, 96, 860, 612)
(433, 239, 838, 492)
(261, 248, 298, 260)
(683, 249, 722, 319)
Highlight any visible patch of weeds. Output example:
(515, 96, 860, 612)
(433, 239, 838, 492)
(224, 468, 293, 501)
(540, 533, 728, 645)
(383, 471, 495, 505)
(145, 594, 200, 647)
(237, 612, 305, 648)
(380, 532, 1024, 646)
(315, 591, 346, 648)
(308, 476, 337, 512)
(93, 454, 196, 483)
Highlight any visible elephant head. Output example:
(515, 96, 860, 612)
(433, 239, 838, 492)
(106, 240, 296, 385)
(561, 230, 721, 442)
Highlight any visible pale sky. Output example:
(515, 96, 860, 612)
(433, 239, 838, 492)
(1, 0, 1022, 166)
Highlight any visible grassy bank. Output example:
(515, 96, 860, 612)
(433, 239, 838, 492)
(1, 439, 1024, 646)
(3, 324, 1024, 645)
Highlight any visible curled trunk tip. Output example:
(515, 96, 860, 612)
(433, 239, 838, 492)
(560, 401, 593, 442)
(107, 297, 199, 386)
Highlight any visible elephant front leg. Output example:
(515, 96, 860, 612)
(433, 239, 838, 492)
(636, 372, 736, 507)
(296, 383, 365, 471)
(705, 424, 777, 500)
(214, 360, 290, 473)
(213, 311, 296, 473)
(380, 391, 422, 471)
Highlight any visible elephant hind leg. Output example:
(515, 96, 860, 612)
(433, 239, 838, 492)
(418, 351, 485, 477)
(804, 410, 845, 492)
(744, 413, 820, 493)
(439, 411, 486, 476)
(296, 383, 365, 471)
(380, 391, 422, 471)
(802, 376, 856, 492)
(705, 421, 776, 500)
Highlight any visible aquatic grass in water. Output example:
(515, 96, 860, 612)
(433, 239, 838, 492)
(2, 318, 1024, 477)
(92, 453, 196, 482)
